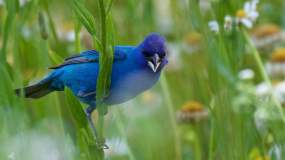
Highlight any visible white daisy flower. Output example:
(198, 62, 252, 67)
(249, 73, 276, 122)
(273, 82, 285, 104)
(265, 62, 285, 78)
(224, 15, 233, 32)
(208, 20, 219, 33)
(256, 82, 270, 97)
(105, 138, 129, 158)
(256, 81, 285, 104)
(238, 68, 255, 80)
(236, 0, 259, 29)
(266, 48, 285, 78)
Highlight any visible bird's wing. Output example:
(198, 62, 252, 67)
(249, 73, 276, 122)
(49, 49, 127, 69)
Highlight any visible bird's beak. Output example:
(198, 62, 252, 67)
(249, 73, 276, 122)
(147, 54, 161, 73)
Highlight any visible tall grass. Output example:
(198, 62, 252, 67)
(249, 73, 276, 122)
(1, 0, 285, 160)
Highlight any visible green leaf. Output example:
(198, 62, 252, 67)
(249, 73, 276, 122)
(72, 0, 97, 36)
(48, 49, 64, 65)
(65, 89, 88, 129)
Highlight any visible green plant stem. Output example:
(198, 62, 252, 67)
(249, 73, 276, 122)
(114, 108, 136, 160)
(75, 22, 81, 53)
(106, 0, 114, 15)
(208, 119, 215, 160)
(95, 0, 114, 158)
(160, 73, 182, 160)
(193, 125, 202, 160)
(45, 6, 59, 43)
(243, 30, 285, 123)
(96, 0, 107, 140)
(1, 13, 15, 64)
(98, 0, 106, 55)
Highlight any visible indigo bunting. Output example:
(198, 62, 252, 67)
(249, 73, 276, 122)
(15, 33, 168, 147)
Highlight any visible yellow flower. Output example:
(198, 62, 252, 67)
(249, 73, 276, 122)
(266, 48, 285, 78)
(236, 9, 247, 18)
(181, 101, 204, 112)
(270, 48, 285, 62)
(235, 0, 259, 29)
(252, 24, 281, 38)
(183, 32, 202, 46)
(176, 101, 208, 123)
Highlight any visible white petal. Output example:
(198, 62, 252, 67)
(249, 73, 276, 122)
(244, 2, 251, 12)
(208, 20, 219, 33)
(274, 82, 285, 103)
(224, 15, 233, 31)
(251, 0, 259, 10)
(224, 15, 232, 22)
(241, 18, 253, 28)
(256, 82, 270, 96)
(248, 11, 259, 21)
(238, 69, 255, 80)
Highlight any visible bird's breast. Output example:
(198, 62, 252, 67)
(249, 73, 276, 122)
(106, 66, 160, 105)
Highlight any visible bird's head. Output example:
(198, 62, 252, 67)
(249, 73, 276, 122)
(140, 33, 168, 73)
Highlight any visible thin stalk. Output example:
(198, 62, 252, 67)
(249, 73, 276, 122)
(75, 22, 81, 52)
(208, 119, 215, 160)
(99, 0, 106, 54)
(160, 73, 182, 160)
(114, 109, 136, 160)
(106, 0, 114, 16)
(191, 124, 202, 160)
(96, 0, 107, 141)
(243, 30, 285, 123)
(45, 6, 59, 43)
(1, 14, 15, 63)
(95, 0, 114, 158)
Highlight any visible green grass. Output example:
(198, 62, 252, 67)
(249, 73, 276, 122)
(1, 0, 285, 160)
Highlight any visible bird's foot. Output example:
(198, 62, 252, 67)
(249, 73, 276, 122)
(85, 107, 109, 150)
(96, 137, 109, 149)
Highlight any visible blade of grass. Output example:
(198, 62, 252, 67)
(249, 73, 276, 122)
(160, 73, 182, 160)
(72, 0, 97, 36)
(1, 0, 19, 63)
(95, 0, 114, 159)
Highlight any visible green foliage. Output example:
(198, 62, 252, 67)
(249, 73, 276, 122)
(72, 0, 97, 36)
(1, 0, 285, 160)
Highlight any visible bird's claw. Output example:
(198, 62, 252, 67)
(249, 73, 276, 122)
(96, 138, 109, 149)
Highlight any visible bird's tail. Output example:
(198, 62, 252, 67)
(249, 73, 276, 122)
(15, 78, 54, 99)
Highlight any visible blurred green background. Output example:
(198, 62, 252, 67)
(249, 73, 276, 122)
(1, 0, 285, 160)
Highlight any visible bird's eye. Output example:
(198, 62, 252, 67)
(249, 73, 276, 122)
(160, 52, 166, 58)
(144, 56, 152, 61)
(143, 51, 152, 58)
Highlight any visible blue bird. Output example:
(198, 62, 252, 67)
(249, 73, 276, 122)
(15, 33, 168, 147)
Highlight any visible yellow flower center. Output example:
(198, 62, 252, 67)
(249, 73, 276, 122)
(181, 101, 204, 113)
(184, 32, 202, 45)
(271, 48, 285, 62)
(253, 24, 281, 38)
(236, 9, 247, 18)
